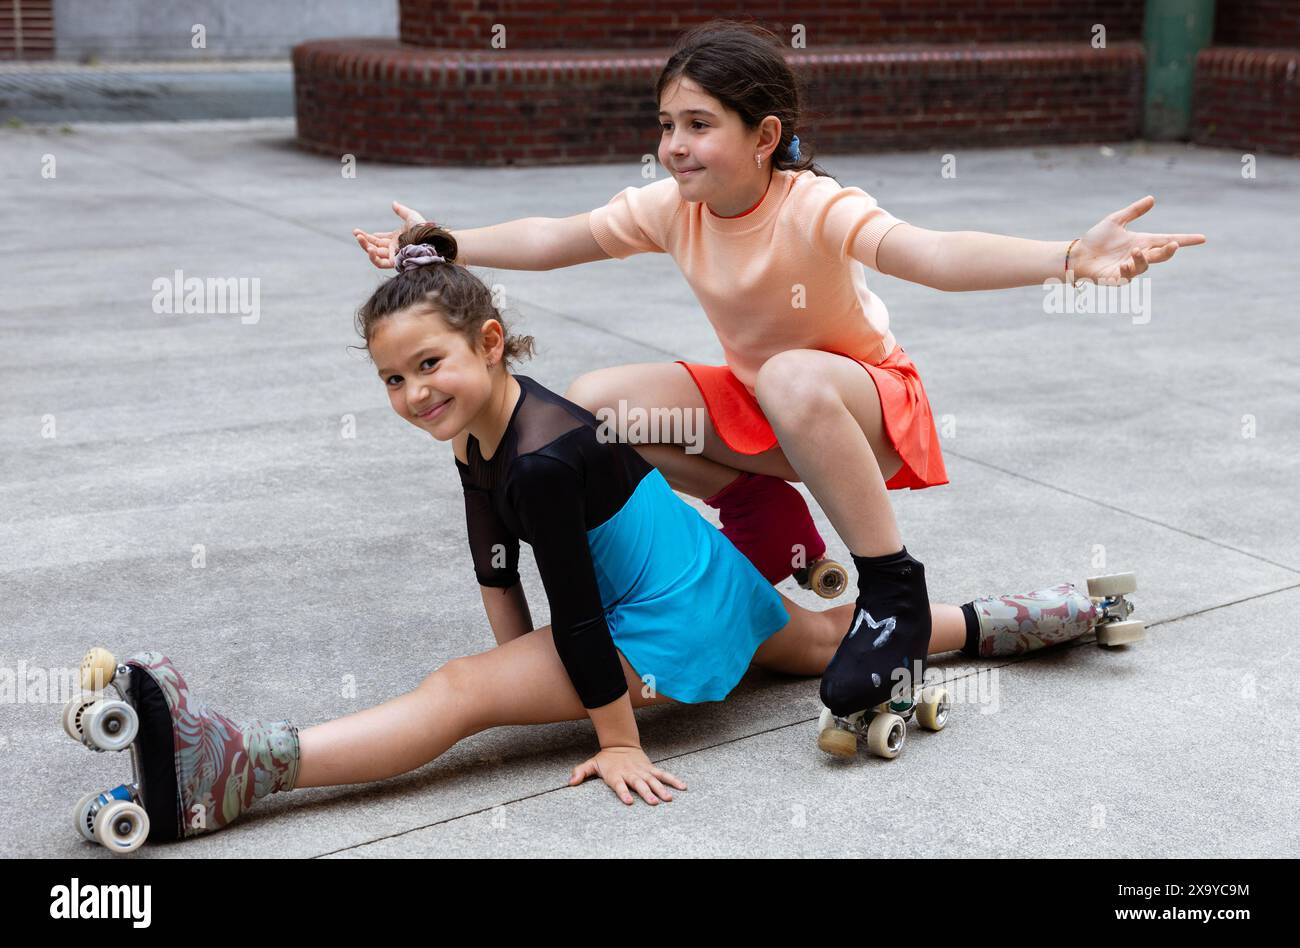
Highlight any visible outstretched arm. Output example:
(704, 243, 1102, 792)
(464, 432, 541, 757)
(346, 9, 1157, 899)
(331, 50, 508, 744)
(876, 196, 1206, 291)
(354, 203, 608, 271)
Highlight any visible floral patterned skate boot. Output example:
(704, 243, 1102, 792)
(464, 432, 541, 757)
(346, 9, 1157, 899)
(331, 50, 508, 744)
(65, 648, 299, 853)
(962, 573, 1145, 658)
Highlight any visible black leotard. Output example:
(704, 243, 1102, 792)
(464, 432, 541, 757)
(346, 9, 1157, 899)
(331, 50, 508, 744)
(456, 375, 654, 709)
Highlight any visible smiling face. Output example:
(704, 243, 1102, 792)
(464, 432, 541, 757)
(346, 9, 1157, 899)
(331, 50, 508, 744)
(657, 74, 782, 215)
(369, 304, 503, 440)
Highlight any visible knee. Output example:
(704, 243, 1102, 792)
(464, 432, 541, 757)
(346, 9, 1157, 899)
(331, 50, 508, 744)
(427, 655, 468, 687)
(418, 657, 479, 732)
(754, 351, 839, 424)
(564, 370, 614, 414)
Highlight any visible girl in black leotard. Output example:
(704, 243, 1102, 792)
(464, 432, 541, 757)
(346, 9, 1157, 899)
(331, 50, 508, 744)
(282, 221, 888, 805)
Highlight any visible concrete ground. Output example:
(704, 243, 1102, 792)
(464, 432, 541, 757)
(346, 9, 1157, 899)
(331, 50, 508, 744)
(2, 118, 1297, 858)
(0, 61, 292, 125)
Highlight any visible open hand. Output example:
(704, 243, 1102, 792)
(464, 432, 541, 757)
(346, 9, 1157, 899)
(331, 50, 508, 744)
(1070, 195, 1206, 286)
(569, 745, 687, 805)
(352, 201, 428, 269)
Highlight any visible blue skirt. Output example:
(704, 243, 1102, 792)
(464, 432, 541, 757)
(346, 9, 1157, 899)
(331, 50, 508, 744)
(585, 468, 791, 703)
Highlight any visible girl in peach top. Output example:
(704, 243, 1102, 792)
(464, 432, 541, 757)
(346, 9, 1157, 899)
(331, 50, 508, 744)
(355, 20, 1202, 733)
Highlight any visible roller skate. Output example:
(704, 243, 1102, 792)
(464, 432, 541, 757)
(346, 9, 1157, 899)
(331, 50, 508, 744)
(816, 547, 944, 760)
(704, 472, 848, 598)
(62, 647, 300, 854)
(962, 571, 1145, 657)
(815, 683, 951, 760)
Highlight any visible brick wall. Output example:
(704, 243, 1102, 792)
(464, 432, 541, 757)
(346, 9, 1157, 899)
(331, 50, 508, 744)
(1188, 1, 1300, 155)
(1193, 46, 1300, 154)
(294, 39, 1143, 166)
(295, 0, 1159, 165)
(399, 0, 1144, 48)
(1214, 0, 1300, 49)
(0, 0, 54, 59)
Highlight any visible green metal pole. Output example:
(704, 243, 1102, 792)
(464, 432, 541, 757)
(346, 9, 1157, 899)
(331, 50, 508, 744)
(1143, 0, 1216, 140)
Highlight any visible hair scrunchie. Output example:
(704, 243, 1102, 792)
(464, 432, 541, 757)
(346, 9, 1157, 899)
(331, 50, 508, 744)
(394, 243, 446, 273)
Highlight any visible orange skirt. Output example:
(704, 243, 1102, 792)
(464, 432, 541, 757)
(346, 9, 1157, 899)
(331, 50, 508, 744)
(676, 345, 949, 491)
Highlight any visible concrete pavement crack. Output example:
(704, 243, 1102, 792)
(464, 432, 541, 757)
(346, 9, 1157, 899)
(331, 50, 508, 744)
(941, 448, 1300, 576)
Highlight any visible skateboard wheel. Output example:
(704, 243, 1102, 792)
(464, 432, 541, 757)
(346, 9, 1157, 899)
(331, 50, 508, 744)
(1097, 619, 1145, 647)
(73, 790, 102, 843)
(80, 647, 118, 692)
(62, 695, 99, 742)
(1086, 571, 1137, 599)
(803, 559, 848, 599)
(95, 800, 149, 853)
(866, 712, 906, 759)
(816, 707, 858, 758)
(84, 699, 139, 752)
(916, 686, 950, 731)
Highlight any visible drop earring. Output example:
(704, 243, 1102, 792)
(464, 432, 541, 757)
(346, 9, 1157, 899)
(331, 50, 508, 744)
(755, 154, 762, 167)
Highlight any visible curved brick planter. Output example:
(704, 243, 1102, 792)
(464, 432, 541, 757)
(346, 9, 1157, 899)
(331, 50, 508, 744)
(1193, 47, 1300, 155)
(293, 38, 1145, 166)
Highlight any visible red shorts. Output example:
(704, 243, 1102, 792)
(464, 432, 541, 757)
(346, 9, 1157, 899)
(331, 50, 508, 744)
(676, 345, 950, 491)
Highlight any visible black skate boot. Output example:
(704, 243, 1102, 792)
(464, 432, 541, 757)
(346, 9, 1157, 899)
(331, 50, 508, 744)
(817, 547, 947, 759)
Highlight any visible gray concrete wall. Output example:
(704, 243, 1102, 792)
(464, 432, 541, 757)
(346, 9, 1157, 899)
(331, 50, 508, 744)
(53, 0, 398, 61)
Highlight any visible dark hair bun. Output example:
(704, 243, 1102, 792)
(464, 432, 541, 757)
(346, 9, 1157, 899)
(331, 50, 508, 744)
(399, 222, 458, 265)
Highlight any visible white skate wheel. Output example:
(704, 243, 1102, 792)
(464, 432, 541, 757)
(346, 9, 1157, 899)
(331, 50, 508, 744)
(917, 686, 950, 731)
(80, 647, 118, 692)
(1086, 572, 1137, 598)
(84, 700, 139, 752)
(866, 712, 907, 759)
(62, 695, 98, 741)
(95, 800, 149, 853)
(72, 790, 102, 842)
(1097, 619, 1145, 647)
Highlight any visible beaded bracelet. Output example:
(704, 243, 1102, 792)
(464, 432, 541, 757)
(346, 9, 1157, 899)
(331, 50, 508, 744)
(1065, 237, 1080, 286)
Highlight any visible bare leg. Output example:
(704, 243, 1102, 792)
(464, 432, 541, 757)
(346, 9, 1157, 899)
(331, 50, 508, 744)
(567, 361, 904, 555)
(565, 363, 800, 499)
(755, 350, 905, 556)
(751, 597, 968, 676)
(293, 600, 966, 786)
(294, 626, 674, 788)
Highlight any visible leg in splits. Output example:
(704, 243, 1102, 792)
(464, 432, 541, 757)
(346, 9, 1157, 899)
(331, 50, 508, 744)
(295, 626, 676, 794)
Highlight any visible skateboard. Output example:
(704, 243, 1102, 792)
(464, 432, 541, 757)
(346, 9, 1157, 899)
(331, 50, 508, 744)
(814, 570, 1144, 759)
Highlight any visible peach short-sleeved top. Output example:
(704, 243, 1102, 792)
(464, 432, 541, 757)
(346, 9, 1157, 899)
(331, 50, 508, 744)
(587, 168, 906, 391)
